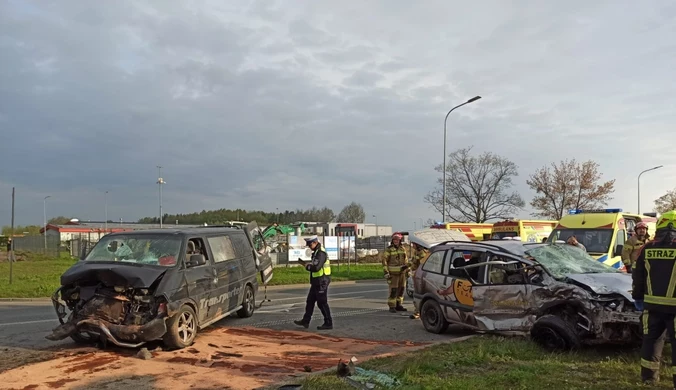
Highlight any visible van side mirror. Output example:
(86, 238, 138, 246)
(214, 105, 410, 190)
(614, 245, 624, 257)
(187, 254, 206, 267)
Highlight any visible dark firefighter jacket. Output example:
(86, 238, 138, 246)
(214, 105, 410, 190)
(632, 239, 676, 313)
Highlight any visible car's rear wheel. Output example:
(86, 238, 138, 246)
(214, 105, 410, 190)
(163, 304, 198, 350)
(237, 285, 255, 318)
(531, 314, 581, 351)
(421, 299, 449, 334)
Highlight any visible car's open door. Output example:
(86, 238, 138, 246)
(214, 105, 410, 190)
(246, 221, 274, 285)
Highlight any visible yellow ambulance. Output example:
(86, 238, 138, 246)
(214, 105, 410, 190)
(490, 219, 558, 242)
(546, 208, 658, 271)
(430, 222, 494, 241)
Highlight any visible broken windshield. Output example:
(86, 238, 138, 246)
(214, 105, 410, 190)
(525, 244, 619, 280)
(84, 235, 182, 267)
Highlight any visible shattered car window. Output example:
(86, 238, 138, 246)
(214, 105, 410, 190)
(85, 235, 182, 267)
(549, 229, 613, 254)
(525, 244, 619, 279)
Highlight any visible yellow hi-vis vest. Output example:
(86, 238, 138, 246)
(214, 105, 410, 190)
(311, 247, 332, 278)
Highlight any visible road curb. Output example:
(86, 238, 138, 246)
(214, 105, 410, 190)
(260, 334, 477, 390)
(0, 297, 52, 302)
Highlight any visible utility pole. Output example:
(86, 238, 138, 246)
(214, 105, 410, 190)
(43, 195, 51, 250)
(373, 214, 378, 236)
(105, 191, 109, 233)
(637, 165, 663, 214)
(10, 187, 15, 284)
(157, 166, 165, 228)
(442, 96, 482, 222)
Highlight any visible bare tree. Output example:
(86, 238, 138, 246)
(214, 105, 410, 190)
(526, 159, 615, 220)
(655, 188, 676, 214)
(424, 146, 525, 223)
(337, 202, 366, 223)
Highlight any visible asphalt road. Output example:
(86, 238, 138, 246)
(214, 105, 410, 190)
(0, 280, 467, 351)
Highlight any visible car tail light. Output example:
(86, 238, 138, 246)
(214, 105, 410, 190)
(158, 302, 167, 315)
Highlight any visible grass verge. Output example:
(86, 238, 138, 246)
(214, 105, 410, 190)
(0, 253, 77, 298)
(261, 263, 383, 286)
(298, 335, 674, 390)
(0, 255, 382, 298)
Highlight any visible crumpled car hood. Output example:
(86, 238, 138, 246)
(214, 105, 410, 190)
(61, 261, 167, 288)
(564, 273, 633, 300)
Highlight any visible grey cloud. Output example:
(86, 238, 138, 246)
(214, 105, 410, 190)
(2, 1, 676, 231)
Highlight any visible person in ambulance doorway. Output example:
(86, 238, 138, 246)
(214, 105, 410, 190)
(632, 210, 676, 387)
(623, 221, 650, 273)
(294, 235, 333, 330)
(383, 233, 409, 313)
(408, 242, 430, 319)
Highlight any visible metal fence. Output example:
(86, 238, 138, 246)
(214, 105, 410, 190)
(11, 235, 61, 257)
(68, 233, 102, 258)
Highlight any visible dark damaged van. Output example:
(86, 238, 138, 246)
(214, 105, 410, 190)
(46, 222, 274, 349)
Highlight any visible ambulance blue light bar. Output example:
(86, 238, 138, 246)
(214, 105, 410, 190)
(568, 208, 623, 215)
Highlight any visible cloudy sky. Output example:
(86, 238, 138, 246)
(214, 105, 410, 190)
(1, 0, 675, 232)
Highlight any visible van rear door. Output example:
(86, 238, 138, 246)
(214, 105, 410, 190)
(246, 222, 274, 285)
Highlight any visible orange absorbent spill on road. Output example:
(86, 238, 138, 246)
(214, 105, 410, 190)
(0, 327, 429, 390)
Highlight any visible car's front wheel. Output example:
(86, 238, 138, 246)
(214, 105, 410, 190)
(421, 299, 449, 334)
(530, 314, 581, 351)
(70, 331, 98, 345)
(163, 304, 198, 350)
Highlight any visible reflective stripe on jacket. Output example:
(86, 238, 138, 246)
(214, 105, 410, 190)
(382, 244, 408, 274)
(632, 241, 676, 313)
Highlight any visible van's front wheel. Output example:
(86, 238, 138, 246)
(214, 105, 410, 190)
(163, 305, 198, 350)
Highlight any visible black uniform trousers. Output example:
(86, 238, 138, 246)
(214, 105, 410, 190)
(302, 278, 332, 325)
(640, 309, 673, 385)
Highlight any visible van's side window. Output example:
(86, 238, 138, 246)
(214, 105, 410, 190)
(231, 234, 251, 258)
(208, 236, 237, 263)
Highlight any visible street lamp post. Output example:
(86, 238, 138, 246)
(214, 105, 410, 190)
(157, 166, 165, 228)
(104, 191, 109, 233)
(43, 195, 51, 250)
(638, 165, 663, 214)
(419, 218, 424, 229)
(442, 96, 482, 222)
(373, 214, 378, 236)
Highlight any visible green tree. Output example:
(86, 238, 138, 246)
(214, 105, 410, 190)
(655, 188, 676, 214)
(337, 202, 366, 223)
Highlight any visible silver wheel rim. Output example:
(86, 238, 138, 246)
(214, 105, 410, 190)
(178, 311, 196, 344)
(246, 288, 254, 312)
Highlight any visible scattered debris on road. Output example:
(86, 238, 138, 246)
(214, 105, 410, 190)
(0, 327, 428, 389)
(136, 347, 152, 360)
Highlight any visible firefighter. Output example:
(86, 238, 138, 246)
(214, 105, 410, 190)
(623, 221, 650, 273)
(293, 235, 333, 330)
(408, 242, 430, 319)
(632, 210, 676, 386)
(382, 233, 409, 313)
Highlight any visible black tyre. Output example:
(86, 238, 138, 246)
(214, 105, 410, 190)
(531, 314, 581, 351)
(421, 299, 449, 334)
(237, 285, 255, 318)
(70, 331, 97, 345)
(163, 304, 198, 350)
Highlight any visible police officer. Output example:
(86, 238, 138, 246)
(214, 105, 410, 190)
(623, 221, 650, 273)
(382, 233, 409, 313)
(632, 210, 676, 386)
(408, 241, 429, 319)
(294, 235, 333, 330)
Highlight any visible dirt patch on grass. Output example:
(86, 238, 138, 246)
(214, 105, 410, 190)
(0, 327, 428, 390)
